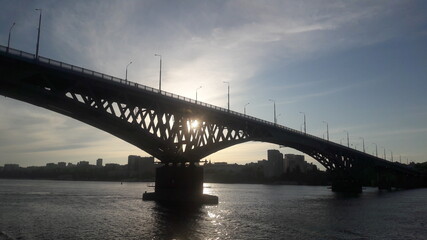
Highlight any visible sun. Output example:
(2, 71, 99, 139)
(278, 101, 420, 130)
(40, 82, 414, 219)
(191, 120, 199, 129)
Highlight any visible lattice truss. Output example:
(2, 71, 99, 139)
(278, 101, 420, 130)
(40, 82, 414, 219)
(64, 90, 249, 159)
(308, 150, 355, 171)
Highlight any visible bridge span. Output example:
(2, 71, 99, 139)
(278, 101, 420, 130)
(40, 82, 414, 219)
(0, 45, 424, 203)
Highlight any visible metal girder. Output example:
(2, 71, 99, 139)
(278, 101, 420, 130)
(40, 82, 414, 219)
(0, 58, 250, 163)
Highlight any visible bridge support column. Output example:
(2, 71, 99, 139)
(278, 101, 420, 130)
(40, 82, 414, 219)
(143, 164, 218, 204)
(377, 170, 393, 190)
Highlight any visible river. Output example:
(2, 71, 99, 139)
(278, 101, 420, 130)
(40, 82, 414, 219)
(0, 179, 426, 239)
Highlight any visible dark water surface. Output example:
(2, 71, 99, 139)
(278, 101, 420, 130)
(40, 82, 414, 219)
(0, 179, 426, 239)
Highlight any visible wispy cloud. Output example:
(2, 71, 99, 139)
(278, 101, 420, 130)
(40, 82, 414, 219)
(287, 23, 335, 34)
(281, 85, 354, 105)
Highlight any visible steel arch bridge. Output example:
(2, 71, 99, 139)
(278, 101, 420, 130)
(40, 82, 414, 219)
(0, 46, 421, 185)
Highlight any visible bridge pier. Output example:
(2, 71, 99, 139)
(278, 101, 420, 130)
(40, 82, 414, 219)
(377, 169, 424, 190)
(331, 178, 362, 193)
(376, 168, 404, 190)
(143, 164, 218, 204)
(377, 172, 393, 190)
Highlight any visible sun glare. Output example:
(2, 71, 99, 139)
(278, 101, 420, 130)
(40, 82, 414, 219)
(191, 120, 199, 129)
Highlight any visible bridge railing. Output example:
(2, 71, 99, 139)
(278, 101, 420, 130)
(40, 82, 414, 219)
(0, 46, 370, 139)
(1, 45, 297, 130)
(0, 45, 383, 154)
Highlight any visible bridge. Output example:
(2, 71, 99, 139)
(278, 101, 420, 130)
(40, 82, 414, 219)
(0, 45, 424, 203)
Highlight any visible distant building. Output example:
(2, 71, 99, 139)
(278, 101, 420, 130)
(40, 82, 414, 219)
(257, 159, 267, 166)
(284, 154, 315, 173)
(214, 162, 228, 165)
(96, 158, 103, 167)
(204, 162, 242, 173)
(105, 163, 120, 168)
(77, 161, 89, 167)
(3, 164, 19, 171)
(264, 149, 284, 178)
(256, 160, 268, 175)
(46, 163, 57, 168)
(128, 155, 155, 179)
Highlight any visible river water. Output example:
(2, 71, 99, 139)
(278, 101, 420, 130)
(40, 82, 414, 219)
(0, 179, 426, 239)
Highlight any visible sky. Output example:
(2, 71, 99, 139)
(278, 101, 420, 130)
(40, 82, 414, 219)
(0, 0, 426, 168)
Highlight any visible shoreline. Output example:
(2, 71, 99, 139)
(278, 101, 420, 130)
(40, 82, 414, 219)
(0, 177, 330, 186)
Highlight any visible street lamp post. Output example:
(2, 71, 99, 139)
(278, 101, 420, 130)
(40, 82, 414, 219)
(299, 112, 306, 134)
(389, 150, 393, 162)
(244, 102, 250, 115)
(196, 86, 202, 102)
(344, 130, 349, 147)
(322, 121, 329, 141)
(223, 81, 230, 111)
(7, 22, 15, 52)
(125, 61, 132, 81)
(381, 147, 386, 160)
(154, 54, 162, 92)
(371, 143, 378, 157)
(35, 9, 42, 58)
(268, 99, 276, 124)
(359, 137, 365, 153)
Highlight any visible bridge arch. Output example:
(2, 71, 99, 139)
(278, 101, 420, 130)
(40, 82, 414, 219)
(0, 48, 420, 180)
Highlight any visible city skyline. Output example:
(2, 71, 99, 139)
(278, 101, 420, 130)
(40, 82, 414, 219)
(1, 0, 427, 167)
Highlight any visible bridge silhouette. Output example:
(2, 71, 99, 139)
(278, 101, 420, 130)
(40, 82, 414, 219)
(0, 45, 424, 203)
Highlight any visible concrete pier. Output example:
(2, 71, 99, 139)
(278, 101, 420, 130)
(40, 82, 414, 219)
(331, 178, 362, 193)
(143, 165, 218, 204)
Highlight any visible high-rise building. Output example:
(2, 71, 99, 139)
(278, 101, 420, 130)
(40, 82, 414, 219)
(264, 149, 284, 178)
(96, 158, 103, 167)
(128, 155, 155, 179)
(284, 154, 311, 173)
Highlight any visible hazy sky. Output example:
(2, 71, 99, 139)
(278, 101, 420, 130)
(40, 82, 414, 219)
(1, 0, 426, 167)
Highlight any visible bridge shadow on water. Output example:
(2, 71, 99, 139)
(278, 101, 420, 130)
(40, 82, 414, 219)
(150, 202, 206, 239)
(332, 192, 362, 199)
